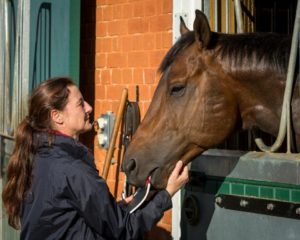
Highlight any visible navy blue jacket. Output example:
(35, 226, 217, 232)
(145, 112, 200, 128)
(20, 133, 172, 240)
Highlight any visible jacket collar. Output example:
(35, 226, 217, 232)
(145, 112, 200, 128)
(34, 131, 96, 169)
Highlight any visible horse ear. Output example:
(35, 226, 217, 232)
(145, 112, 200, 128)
(193, 10, 211, 48)
(180, 16, 190, 35)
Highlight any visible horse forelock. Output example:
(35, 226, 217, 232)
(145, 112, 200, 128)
(159, 31, 291, 76)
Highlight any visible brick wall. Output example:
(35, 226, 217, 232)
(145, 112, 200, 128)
(81, 0, 173, 238)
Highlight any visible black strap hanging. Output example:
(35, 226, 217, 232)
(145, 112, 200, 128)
(121, 86, 141, 197)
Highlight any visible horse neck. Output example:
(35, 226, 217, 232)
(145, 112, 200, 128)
(225, 67, 287, 136)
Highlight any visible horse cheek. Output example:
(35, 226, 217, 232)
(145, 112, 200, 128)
(194, 79, 237, 147)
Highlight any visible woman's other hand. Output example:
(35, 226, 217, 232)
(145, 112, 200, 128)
(166, 160, 189, 197)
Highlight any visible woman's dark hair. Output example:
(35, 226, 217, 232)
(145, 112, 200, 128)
(2, 77, 75, 229)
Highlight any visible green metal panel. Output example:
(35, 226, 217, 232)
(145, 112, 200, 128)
(217, 177, 300, 203)
(182, 150, 300, 240)
(1, 1, 81, 239)
(29, 0, 80, 90)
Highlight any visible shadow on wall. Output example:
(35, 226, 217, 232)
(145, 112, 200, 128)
(79, 0, 96, 149)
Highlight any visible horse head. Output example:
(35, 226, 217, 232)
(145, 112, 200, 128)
(122, 10, 239, 189)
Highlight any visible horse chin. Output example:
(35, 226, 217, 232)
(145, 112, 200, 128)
(150, 147, 205, 189)
(150, 168, 168, 189)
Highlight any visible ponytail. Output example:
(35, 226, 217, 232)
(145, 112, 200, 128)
(2, 77, 74, 229)
(2, 118, 35, 229)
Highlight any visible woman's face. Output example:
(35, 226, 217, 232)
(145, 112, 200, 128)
(59, 85, 93, 138)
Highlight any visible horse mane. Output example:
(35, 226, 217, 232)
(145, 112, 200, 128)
(159, 31, 291, 75)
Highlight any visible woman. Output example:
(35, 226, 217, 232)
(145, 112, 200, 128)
(2, 77, 189, 240)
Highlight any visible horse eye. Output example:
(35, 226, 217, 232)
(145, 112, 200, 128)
(170, 85, 185, 96)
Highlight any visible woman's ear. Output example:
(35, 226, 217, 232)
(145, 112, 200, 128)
(50, 109, 63, 125)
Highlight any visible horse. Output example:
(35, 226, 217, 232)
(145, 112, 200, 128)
(122, 10, 300, 189)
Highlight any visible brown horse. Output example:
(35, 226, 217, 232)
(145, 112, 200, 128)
(122, 10, 300, 189)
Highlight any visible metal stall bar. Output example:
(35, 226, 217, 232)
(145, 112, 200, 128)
(11, 0, 30, 133)
(1, 0, 12, 136)
(234, 0, 244, 33)
(255, 0, 300, 153)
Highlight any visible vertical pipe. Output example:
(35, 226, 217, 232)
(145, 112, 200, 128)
(4, 0, 11, 135)
(225, 0, 229, 33)
(0, 1, 6, 134)
(214, 0, 218, 32)
(234, 0, 244, 33)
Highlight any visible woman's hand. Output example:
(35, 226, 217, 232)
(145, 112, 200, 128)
(166, 160, 189, 197)
(118, 195, 134, 207)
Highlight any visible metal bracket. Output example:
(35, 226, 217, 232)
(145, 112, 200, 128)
(216, 194, 300, 219)
(96, 112, 115, 149)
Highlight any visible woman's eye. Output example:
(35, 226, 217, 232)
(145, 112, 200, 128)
(79, 99, 84, 107)
(170, 85, 185, 96)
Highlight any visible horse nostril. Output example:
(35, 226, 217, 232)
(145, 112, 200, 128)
(126, 159, 136, 172)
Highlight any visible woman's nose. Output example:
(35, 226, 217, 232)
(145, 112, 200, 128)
(84, 101, 93, 113)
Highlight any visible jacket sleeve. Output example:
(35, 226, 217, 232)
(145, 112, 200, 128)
(64, 161, 172, 240)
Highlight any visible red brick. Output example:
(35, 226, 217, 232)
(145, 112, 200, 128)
(100, 69, 111, 85)
(95, 84, 106, 100)
(145, 0, 156, 16)
(128, 52, 149, 67)
(112, 37, 121, 51)
(155, 0, 163, 14)
(138, 85, 151, 101)
(133, 68, 144, 84)
(96, 22, 108, 37)
(111, 100, 122, 113)
(101, 38, 113, 53)
(106, 0, 128, 4)
(107, 180, 115, 193)
(149, 15, 172, 32)
(132, 35, 144, 51)
(128, 18, 149, 34)
(96, 0, 104, 6)
(133, 1, 144, 17)
(143, 33, 155, 50)
(112, 5, 123, 19)
(149, 50, 166, 68)
(102, 100, 113, 112)
(96, 7, 102, 21)
(162, 0, 172, 14)
(144, 68, 155, 84)
(157, 222, 171, 232)
(155, 32, 163, 49)
(122, 68, 133, 84)
(96, 38, 101, 52)
(122, 4, 134, 18)
(95, 69, 101, 84)
(150, 83, 159, 96)
(95, 53, 106, 68)
(93, 100, 103, 122)
(107, 85, 125, 100)
(127, 85, 140, 101)
(162, 209, 172, 225)
(107, 20, 128, 36)
(112, 69, 122, 84)
(122, 36, 134, 52)
(162, 32, 172, 48)
(107, 53, 127, 68)
(103, 6, 113, 21)
(141, 102, 151, 118)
